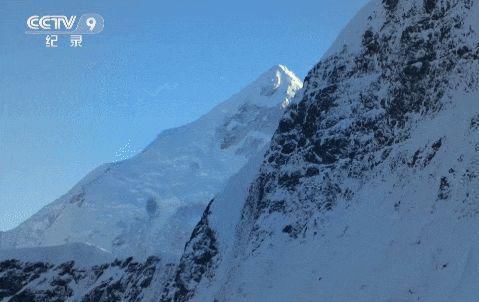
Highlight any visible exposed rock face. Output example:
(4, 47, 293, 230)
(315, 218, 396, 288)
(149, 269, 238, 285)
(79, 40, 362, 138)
(162, 1, 479, 301)
(0, 257, 174, 302)
(244, 0, 478, 243)
(161, 201, 218, 302)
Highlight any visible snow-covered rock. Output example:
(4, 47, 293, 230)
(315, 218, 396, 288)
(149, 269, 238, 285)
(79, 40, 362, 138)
(0, 65, 302, 261)
(162, 1, 479, 301)
(0, 256, 171, 302)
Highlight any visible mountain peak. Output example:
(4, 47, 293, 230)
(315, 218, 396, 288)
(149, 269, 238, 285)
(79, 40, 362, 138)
(265, 64, 296, 78)
(239, 64, 303, 108)
(204, 65, 302, 119)
(259, 64, 301, 90)
(0, 66, 303, 261)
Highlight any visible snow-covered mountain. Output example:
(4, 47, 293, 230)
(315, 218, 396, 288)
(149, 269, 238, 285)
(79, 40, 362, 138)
(6, 0, 479, 300)
(161, 0, 479, 301)
(0, 65, 302, 261)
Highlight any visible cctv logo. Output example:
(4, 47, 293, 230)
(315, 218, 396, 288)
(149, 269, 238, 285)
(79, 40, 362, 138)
(27, 15, 77, 31)
(25, 13, 104, 39)
(25, 13, 103, 48)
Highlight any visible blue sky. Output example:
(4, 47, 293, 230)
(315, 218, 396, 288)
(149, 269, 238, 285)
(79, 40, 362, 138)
(0, 0, 368, 231)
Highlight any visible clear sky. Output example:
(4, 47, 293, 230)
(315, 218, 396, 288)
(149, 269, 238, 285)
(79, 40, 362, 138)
(0, 0, 368, 231)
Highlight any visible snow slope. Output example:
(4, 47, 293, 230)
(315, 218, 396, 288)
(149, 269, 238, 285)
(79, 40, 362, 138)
(162, 0, 479, 301)
(0, 145, 272, 302)
(0, 65, 302, 261)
